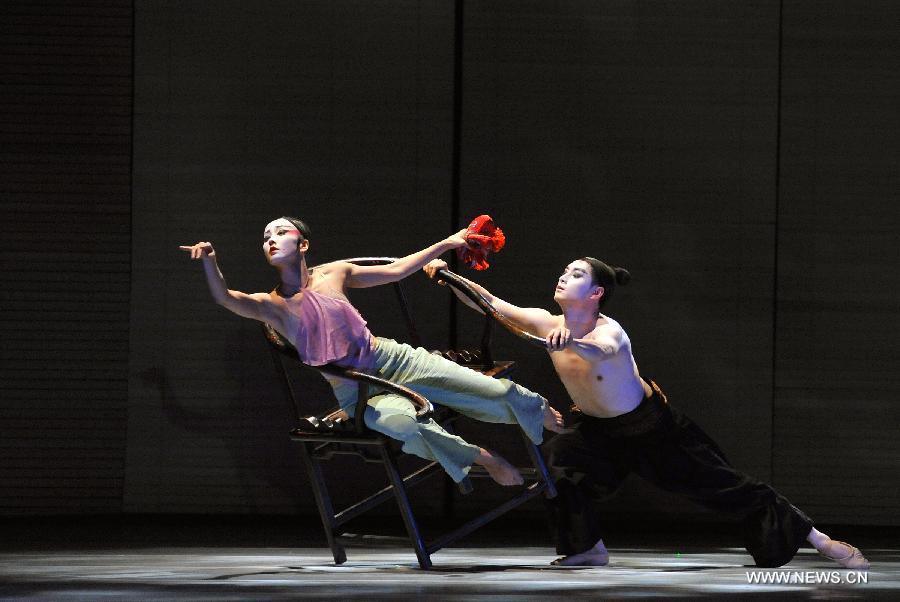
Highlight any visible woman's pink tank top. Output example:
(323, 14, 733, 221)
(289, 288, 376, 369)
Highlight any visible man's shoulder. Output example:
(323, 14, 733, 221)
(594, 314, 626, 337)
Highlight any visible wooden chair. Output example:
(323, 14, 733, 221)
(263, 258, 555, 569)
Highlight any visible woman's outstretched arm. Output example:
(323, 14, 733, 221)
(338, 229, 469, 289)
(180, 241, 276, 322)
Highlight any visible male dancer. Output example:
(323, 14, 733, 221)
(424, 257, 869, 569)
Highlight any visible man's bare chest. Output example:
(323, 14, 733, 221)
(551, 350, 599, 383)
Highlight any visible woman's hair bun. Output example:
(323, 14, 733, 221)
(614, 267, 631, 286)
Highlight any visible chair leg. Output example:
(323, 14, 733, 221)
(298, 442, 347, 565)
(379, 444, 432, 569)
(521, 429, 557, 498)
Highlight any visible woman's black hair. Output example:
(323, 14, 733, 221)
(581, 256, 631, 309)
(279, 216, 311, 241)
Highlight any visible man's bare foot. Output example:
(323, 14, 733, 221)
(820, 540, 869, 569)
(475, 448, 524, 486)
(543, 404, 570, 434)
(808, 528, 870, 570)
(551, 541, 609, 566)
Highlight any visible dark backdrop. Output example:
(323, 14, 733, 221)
(2, 1, 897, 524)
(1, 0, 133, 514)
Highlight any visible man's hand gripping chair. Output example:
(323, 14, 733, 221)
(262, 259, 556, 569)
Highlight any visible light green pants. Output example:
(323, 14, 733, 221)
(324, 337, 548, 482)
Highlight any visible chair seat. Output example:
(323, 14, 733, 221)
(477, 360, 515, 378)
(291, 403, 462, 440)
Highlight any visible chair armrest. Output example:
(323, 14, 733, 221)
(316, 363, 435, 422)
(434, 269, 549, 349)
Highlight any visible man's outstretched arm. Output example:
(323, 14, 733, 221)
(423, 259, 555, 337)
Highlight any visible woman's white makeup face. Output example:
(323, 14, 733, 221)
(262, 219, 302, 264)
(554, 260, 599, 301)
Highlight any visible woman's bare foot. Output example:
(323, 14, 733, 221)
(808, 528, 870, 570)
(551, 540, 609, 566)
(475, 448, 524, 486)
(543, 404, 570, 433)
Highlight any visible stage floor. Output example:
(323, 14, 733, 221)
(1, 545, 897, 600)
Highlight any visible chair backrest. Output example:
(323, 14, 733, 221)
(261, 321, 322, 424)
(339, 257, 421, 348)
(434, 269, 548, 364)
(262, 321, 297, 358)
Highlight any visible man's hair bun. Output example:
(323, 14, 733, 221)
(614, 267, 631, 286)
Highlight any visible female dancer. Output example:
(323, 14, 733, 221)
(425, 256, 869, 569)
(180, 217, 566, 486)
